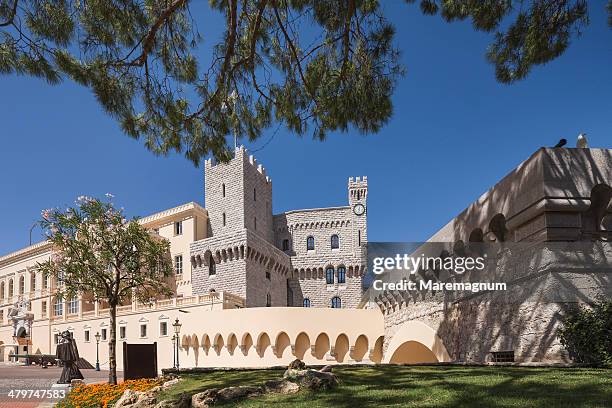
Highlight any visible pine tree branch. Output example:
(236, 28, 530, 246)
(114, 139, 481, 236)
(0, 0, 18, 27)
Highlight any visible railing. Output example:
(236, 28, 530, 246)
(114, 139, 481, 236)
(117, 305, 132, 315)
(81, 310, 95, 318)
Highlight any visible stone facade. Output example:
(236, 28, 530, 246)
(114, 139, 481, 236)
(191, 146, 368, 309)
(376, 148, 612, 364)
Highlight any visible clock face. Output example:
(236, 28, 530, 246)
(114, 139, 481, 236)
(353, 203, 366, 216)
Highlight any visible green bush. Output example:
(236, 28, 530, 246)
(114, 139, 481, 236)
(558, 300, 612, 366)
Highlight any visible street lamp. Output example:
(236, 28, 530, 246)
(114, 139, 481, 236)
(94, 332, 101, 371)
(172, 318, 182, 370)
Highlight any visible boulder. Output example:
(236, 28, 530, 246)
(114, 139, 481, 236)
(192, 386, 263, 407)
(264, 379, 300, 394)
(162, 378, 181, 390)
(287, 359, 306, 370)
(284, 369, 338, 391)
(115, 389, 140, 408)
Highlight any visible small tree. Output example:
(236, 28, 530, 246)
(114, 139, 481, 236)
(37, 195, 173, 384)
(558, 299, 612, 366)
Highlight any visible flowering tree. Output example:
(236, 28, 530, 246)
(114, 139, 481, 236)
(37, 195, 173, 384)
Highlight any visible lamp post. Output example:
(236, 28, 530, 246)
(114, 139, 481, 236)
(172, 318, 182, 370)
(171, 334, 177, 368)
(94, 332, 101, 371)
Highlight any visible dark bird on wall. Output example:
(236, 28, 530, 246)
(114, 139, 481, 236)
(554, 138, 567, 148)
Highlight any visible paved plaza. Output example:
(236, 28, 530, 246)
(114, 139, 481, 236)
(0, 364, 122, 407)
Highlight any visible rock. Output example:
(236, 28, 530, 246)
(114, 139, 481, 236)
(161, 378, 181, 390)
(71, 379, 85, 387)
(288, 359, 306, 370)
(192, 386, 263, 407)
(284, 369, 338, 391)
(319, 365, 333, 373)
(264, 379, 300, 394)
(192, 389, 217, 408)
(115, 389, 140, 408)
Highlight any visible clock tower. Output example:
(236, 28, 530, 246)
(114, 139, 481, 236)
(348, 176, 368, 252)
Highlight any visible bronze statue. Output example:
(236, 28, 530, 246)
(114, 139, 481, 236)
(56, 330, 84, 384)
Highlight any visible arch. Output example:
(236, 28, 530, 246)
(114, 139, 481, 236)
(181, 334, 191, 349)
(240, 333, 253, 355)
(191, 334, 199, 349)
(313, 333, 330, 359)
(468, 228, 484, 243)
(330, 234, 339, 249)
(334, 334, 350, 362)
(306, 236, 315, 251)
(274, 332, 291, 358)
(325, 266, 334, 284)
(337, 266, 346, 284)
(294, 332, 310, 360)
(213, 333, 224, 355)
(371, 336, 384, 363)
(256, 332, 271, 357)
(331, 296, 342, 309)
(383, 321, 450, 364)
(201, 335, 211, 354)
(489, 214, 508, 242)
(351, 334, 369, 362)
(226, 333, 238, 355)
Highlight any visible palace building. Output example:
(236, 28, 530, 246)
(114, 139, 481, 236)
(0, 146, 610, 370)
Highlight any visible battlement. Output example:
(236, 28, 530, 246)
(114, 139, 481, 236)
(349, 176, 368, 186)
(204, 146, 272, 184)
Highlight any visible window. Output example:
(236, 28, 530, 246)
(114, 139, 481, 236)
(53, 297, 63, 316)
(331, 234, 339, 249)
(8, 279, 13, 297)
(303, 298, 311, 307)
(209, 254, 216, 275)
(222, 213, 226, 226)
(140, 324, 147, 338)
(266, 293, 271, 307)
(120, 326, 127, 339)
(358, 230, 361, 246)
(254, 217, 257, 230)
(331, 296, 342, 308)
(101, 328, 107, 341)
(84, 330, 90, 342)
(68, 296, 79, 314)
(282, 239, 289, 251)
(174, 221, 183, 235)
(222, 183, 226, 197)
(307, 236, 315, 251)
(326, 267, 334, 285)
(266, 271, 271, 280)
(42, 273, 48, 289)
(57, 271, 64, 287)
(254, 188, 257, 201)
(160, 321, 168, 336)
(41, 301, 47, 318)
(30, 273, 36, 292)
(19, 276, 24, 294)
(0, 282, 4, 300)
(175, 255, 183, 275)
(491, 351, 514, 363)
(337, 266, 346, 284)
(0, 310, 3, 323)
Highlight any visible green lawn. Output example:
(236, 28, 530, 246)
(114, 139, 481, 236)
(160, 366, 611, 408)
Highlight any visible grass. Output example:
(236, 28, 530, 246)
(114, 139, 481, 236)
(160, 365, 612, 408)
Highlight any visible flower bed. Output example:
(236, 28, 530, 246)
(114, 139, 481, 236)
(56, 378, 162, 408)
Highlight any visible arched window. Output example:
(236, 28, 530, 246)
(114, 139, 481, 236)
(282, 239, 290, 251)
(331, 296, 342, 308)
(222, 183, 226, 197)
(331, 234, 339, 249)
(19, 276, 25, 294)
(209, 254, 216, 275)
(266, 293, 271, 307)
(326, 267, 334, 285)
(307, 236, 315, 251)
(8, 279, 13, 298)
(303, 298, 311, 307)
(337, 266, 346, 284)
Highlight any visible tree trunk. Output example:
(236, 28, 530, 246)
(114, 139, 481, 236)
(108, 304, 118, 384)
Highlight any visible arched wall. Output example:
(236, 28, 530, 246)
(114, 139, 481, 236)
(383, 320, 451, 364)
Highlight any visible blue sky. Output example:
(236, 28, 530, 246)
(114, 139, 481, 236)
(1, 1, 611, 255)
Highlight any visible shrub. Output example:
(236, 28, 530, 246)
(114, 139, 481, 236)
(558, 300, 612, 366)
(56, 378, 162, 408)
